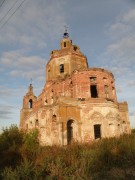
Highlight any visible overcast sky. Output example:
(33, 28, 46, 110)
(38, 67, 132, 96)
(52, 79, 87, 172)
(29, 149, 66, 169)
(0, 0, 135, 131)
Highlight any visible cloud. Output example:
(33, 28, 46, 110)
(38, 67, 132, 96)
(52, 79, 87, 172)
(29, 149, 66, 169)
(1, 51, 45, 69)
(0, 0, 67, 86)
(129, 111, 135, 116)
(107, 23, 131, 39)
(1, 50, 46, 82)
(107, 9, 135, 36)
(0, 85, 14, 97)
(101, 9, 135, 79)
(115, 85, 123, 93)
(128, 81, 135, 86)
(0, 105, 14, 120)
(0, 0, 66, 49)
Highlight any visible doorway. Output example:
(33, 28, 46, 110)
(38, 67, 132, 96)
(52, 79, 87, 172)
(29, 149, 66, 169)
(90, 85, 98, 98)
(94, 124, 101, 139)
(67, 120, 74, 144)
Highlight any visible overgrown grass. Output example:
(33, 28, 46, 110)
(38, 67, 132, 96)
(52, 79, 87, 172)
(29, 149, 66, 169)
(0, 126, 135, 179)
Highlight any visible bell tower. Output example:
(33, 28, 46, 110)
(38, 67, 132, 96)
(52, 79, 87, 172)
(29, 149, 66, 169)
(60, 27, 72, 49)
(46, 28, 88, 81)
(20, 83, 37, 129)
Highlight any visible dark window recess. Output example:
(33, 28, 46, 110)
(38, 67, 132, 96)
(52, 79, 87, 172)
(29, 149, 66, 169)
(74, 46, 77, 51)
(64, 42, 66, 47)
(90, 77, 96, 83)
(29, 99, 33, 108)
(94, 124, 101, 139)
(45, 99, 47, 103)
(60, 64, 64, 73)
(35, 119, 39, 126)
(90, 85, 98, 98)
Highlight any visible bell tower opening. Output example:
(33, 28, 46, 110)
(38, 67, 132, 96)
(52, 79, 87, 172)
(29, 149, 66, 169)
(29, 99, 33, 108)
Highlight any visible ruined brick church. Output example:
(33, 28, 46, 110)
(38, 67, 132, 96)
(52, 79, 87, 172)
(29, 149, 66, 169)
(20, 30, 131, 145)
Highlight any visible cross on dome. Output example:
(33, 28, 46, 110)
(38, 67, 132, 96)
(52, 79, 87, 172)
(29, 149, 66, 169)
(63, 25, 69, 38)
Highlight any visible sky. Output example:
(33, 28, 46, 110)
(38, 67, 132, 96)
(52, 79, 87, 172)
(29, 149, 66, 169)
(0, 0, 135, 131)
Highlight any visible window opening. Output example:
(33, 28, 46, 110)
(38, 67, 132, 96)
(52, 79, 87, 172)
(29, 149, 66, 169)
(90, 85, 98, 98)
(122, 121, 126, 132)
(104, 85, 108, 93)
(74, 46, 77, 51)
(35, 119, 39, 127)
(60, 64, 64, 73)
(94, 124, 101, 139)
(90, 77, 96, 83)
(104, 85, 109, 98)
(45, 99, 48, 105)
(64, 42, 66, 47)
(52, 115, 57, 134)
(112, 87, 115, 96)
(29, 99, 33, 108)
(103, 77, 107, 83)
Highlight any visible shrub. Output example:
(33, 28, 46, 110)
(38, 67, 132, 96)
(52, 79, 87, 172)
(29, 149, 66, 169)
(0, 128, 135, 179)
(20, 129, 40, 161)
(131, 128, 135, 134)
(0, 125, 24, 171)
(0, 125, 23, 152)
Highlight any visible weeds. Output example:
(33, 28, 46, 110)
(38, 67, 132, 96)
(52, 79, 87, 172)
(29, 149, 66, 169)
(0, 125, 135, 179)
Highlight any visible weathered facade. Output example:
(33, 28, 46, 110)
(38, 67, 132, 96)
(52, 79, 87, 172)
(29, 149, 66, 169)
(20, 31, 131, 145)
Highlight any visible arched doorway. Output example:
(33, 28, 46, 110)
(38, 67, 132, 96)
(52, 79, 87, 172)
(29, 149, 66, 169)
(67, 120, 74, 144)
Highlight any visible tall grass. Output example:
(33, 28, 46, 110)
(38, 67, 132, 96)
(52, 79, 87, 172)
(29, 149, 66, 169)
(0, 126, 135, 179)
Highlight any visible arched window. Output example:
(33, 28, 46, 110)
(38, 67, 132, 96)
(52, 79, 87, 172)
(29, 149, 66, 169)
(60, 64, 64, 73)
(29, 99, 33, 108)
(104, 85, 109, 98)
(52, 115, 57, 134)
(103, 77, 107, 83)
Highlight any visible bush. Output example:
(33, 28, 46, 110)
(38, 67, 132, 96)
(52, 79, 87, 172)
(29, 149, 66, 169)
(0, 125, 23, 152)
(0, 125, 24, 171)
(20, 129, 40, 161)
(0, 126, 135, 179)
(131, 128, 135, 134)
